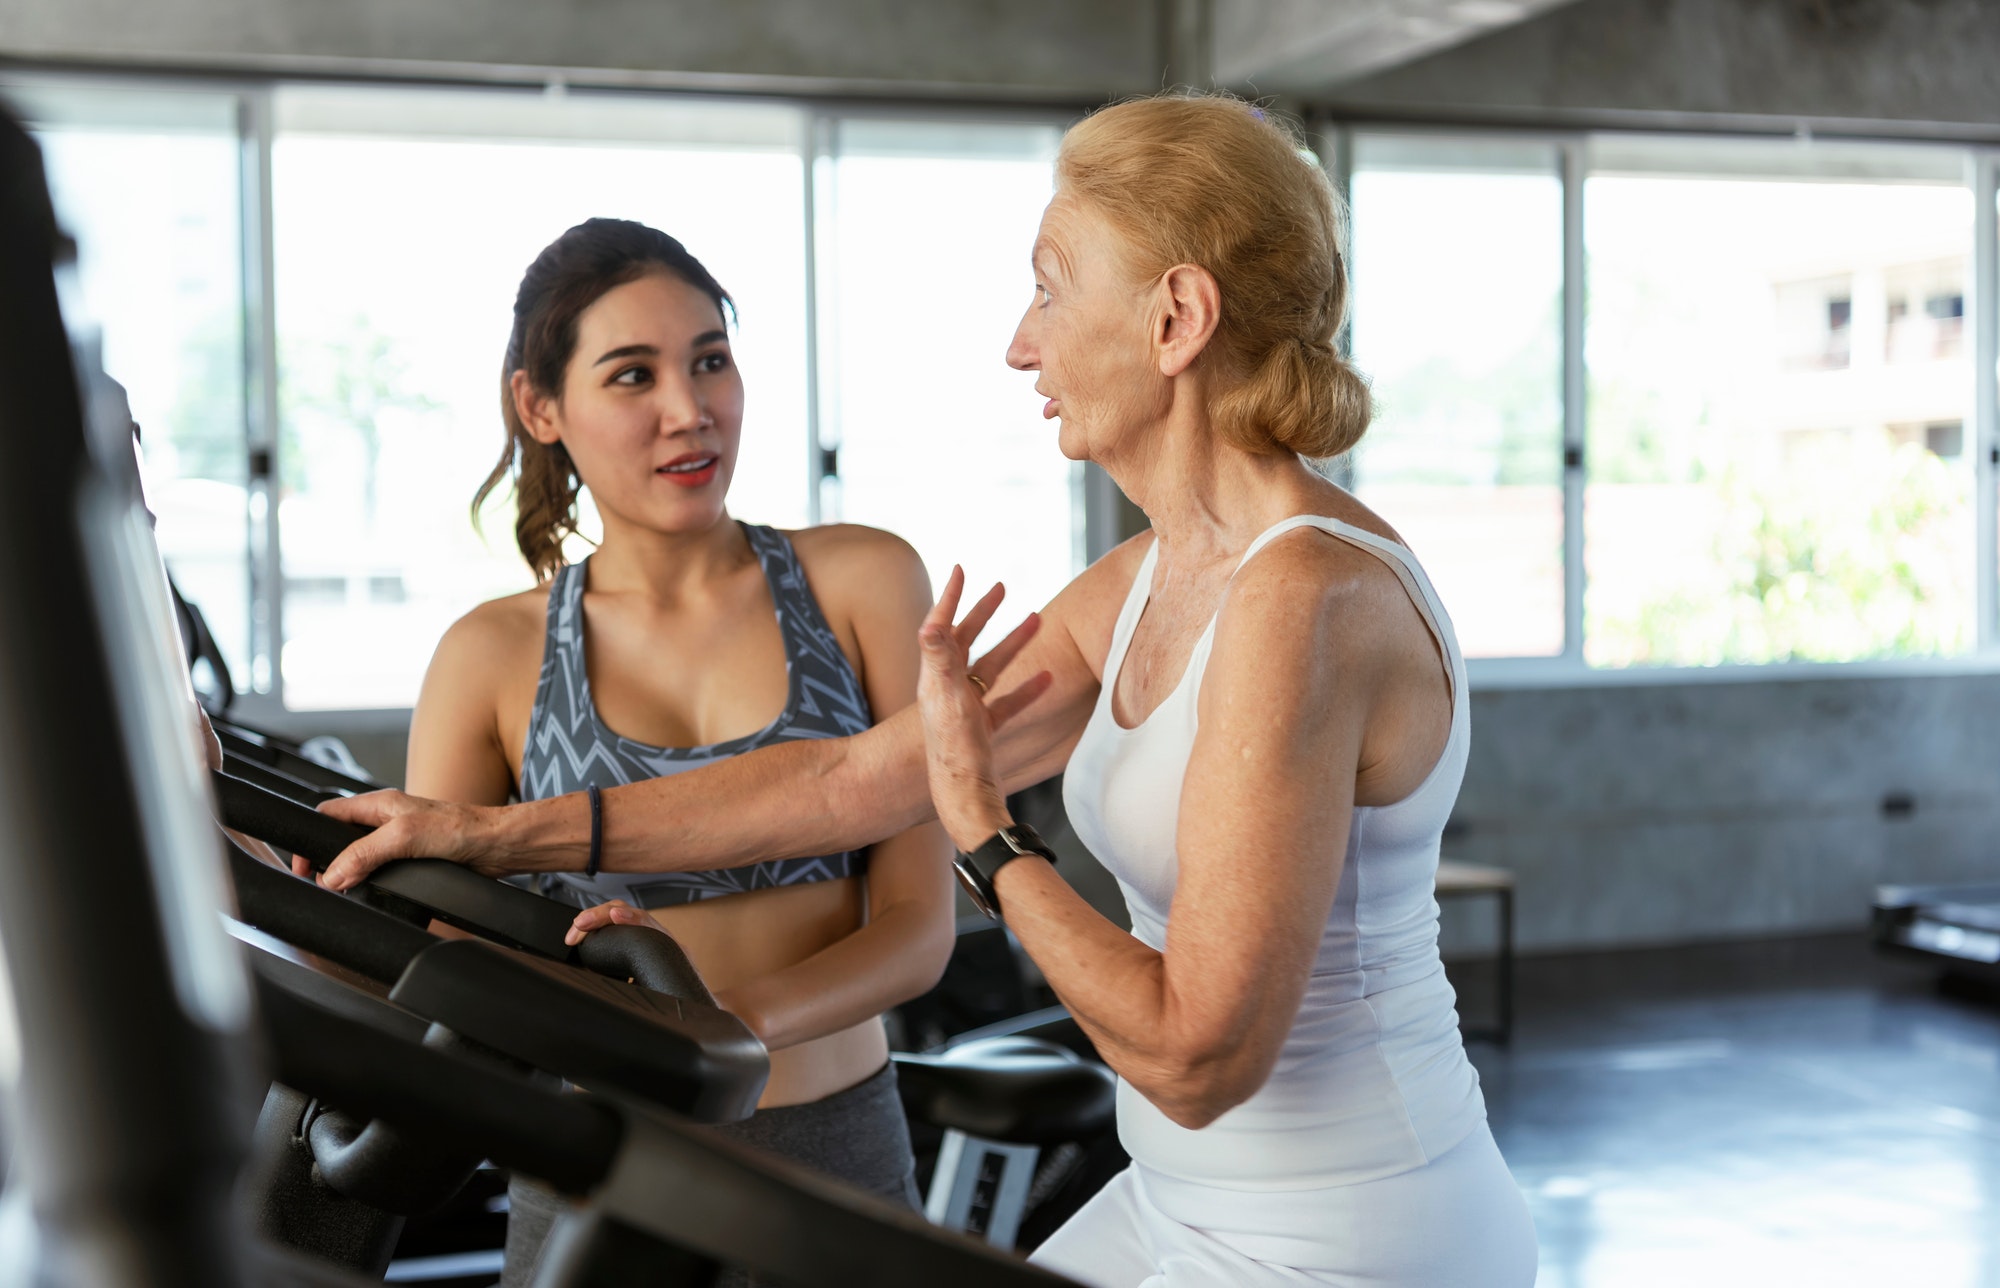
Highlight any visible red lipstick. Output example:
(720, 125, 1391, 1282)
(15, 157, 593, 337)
(658, 451, 720, 488)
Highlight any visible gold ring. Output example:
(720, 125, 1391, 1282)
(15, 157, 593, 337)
(967, 674, 989, 695)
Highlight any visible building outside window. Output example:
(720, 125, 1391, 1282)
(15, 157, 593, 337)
(1583, 137, 1974, 668)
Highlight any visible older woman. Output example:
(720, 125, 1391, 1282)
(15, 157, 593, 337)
(323, 93, 1538, 1287)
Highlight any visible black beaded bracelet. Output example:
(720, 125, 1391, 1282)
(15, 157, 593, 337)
(585, 784, 603, 878)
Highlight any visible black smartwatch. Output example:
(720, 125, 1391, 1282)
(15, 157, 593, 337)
(954, 822, 1059, 920)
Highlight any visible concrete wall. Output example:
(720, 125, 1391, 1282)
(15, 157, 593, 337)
(1441, 674, 2000, 953)
(1320, 0, 2000, 133)
(0, 0, 1159, 101)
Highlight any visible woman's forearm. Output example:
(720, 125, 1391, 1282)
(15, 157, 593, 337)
(714, 898, 952, 1051)
(961, 814, 1250, 1129)
(989, 840, 1284, 1131)
(496, 709, 938, 876)
(989, 858, 1176, 1075)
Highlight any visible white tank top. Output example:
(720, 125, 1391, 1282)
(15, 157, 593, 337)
(1062, 514, 1486, 1191)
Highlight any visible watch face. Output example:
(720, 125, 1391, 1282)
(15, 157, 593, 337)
(952, 862, 998, 919)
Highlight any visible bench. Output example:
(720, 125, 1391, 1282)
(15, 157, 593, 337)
(1437, 860, 1515, 1045)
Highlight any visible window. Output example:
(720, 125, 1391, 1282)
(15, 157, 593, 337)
(1348, 135, 1565, 659)
(15, 83, 251, 686)
(817, 118, 1078, 642)
(270, 87, 812, 709)
(5, 74, 1083, 716)
(1583, 138, 1974, 668)
(19, 67, 1998, 697)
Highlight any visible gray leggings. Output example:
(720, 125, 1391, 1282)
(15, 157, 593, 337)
(503, 1061, 919, 1287)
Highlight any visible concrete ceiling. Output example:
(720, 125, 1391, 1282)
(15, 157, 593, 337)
(1212, 0, 1584, 96)
(0, 0, 1577, 104)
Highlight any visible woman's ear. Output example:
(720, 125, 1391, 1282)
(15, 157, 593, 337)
(1154, 263, 1221, 379)
(510, 369, 563, 446)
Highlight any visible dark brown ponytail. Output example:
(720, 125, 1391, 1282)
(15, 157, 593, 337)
(473, 218, 734, 582)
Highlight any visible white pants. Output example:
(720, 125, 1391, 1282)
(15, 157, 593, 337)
(1031, 1124, 1537, 1288)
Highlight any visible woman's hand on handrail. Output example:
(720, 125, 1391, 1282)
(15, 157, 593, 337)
(314, 790, 509, 891)
(563, 897, 653, 947)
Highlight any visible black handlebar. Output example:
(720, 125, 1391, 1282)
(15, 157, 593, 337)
(214, 770, 715, 1003)
(212, 769, 576, 959)
(577, 923, 716, 1007)
(213, 765, 368, 859)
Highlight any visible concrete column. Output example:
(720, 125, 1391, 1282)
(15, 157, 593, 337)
(1159, 0, 1215, 89)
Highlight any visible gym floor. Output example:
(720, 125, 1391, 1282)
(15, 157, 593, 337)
(1457, 935, 2000, 1288)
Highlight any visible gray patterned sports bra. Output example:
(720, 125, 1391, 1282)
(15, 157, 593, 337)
(515, 523, 873, 910)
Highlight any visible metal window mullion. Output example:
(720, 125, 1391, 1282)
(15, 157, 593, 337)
(1973, 151, 1998, 652)
(1324, 119, 1356, 494)
(805, 113, 837, 526)
(1560, 140, 1587, 666)
(239, 86, 283, 708)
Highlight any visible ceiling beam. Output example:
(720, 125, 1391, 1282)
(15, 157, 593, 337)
(1214, 0, 1580, 96)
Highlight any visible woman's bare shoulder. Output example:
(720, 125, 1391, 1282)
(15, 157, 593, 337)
(1211, 523, 1432, 703)
(432, 583, 553, 674)
(783, 523, 931, 632)
(784, 522, 923, 576)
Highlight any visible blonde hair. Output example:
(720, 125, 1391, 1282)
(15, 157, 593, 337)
(1056, 93, 1371, 459)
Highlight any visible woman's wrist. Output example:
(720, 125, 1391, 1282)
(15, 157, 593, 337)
(498, 793, 590, 874)
(942, 791, 1014, 854)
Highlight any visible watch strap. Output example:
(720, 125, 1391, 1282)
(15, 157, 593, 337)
(962, 822, 1058, 882)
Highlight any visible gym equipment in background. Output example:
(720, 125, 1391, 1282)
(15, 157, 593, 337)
(892, 923, 1121, 1252)
(1873, 882, 2000, 985)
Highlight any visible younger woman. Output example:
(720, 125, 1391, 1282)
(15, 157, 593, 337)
(406, 219, 953, 1280)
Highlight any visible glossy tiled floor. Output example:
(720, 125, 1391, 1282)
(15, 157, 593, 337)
(1459, 935, 2000, 1288)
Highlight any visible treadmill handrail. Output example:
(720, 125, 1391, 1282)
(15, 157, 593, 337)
(257, 973, 622, 1197)
(215, 770, 716, 1002)
(227, 840, 767, 1121)
(577, 922, 714, 1006)
(223, 773, 722, 1010)
(221, 749, 348, 805)
(388, 937, 765, 1122)
(213, 717, 380, 795)
(255, 976, 1077, 1287)
(216, 768, 578, 961)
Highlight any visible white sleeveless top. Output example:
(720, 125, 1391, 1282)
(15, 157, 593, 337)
(1062, 515, 1486, 1192)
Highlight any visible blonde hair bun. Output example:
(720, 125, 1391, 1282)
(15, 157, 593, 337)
(1057, 93, 1372, 459)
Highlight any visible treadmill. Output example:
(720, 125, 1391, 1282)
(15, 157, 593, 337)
(1872, 882, 2000, 983)
(0, 104, 1076, 1287)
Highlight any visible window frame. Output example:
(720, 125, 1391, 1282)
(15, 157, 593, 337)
(1326, 121, 2000, 689)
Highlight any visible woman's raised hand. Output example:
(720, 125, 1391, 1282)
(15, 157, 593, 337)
(315, 790, 501, 891)
(915, 567, 1052, 852)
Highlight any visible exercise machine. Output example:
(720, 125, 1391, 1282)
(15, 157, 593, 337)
(1873, 882, 2000, 984)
